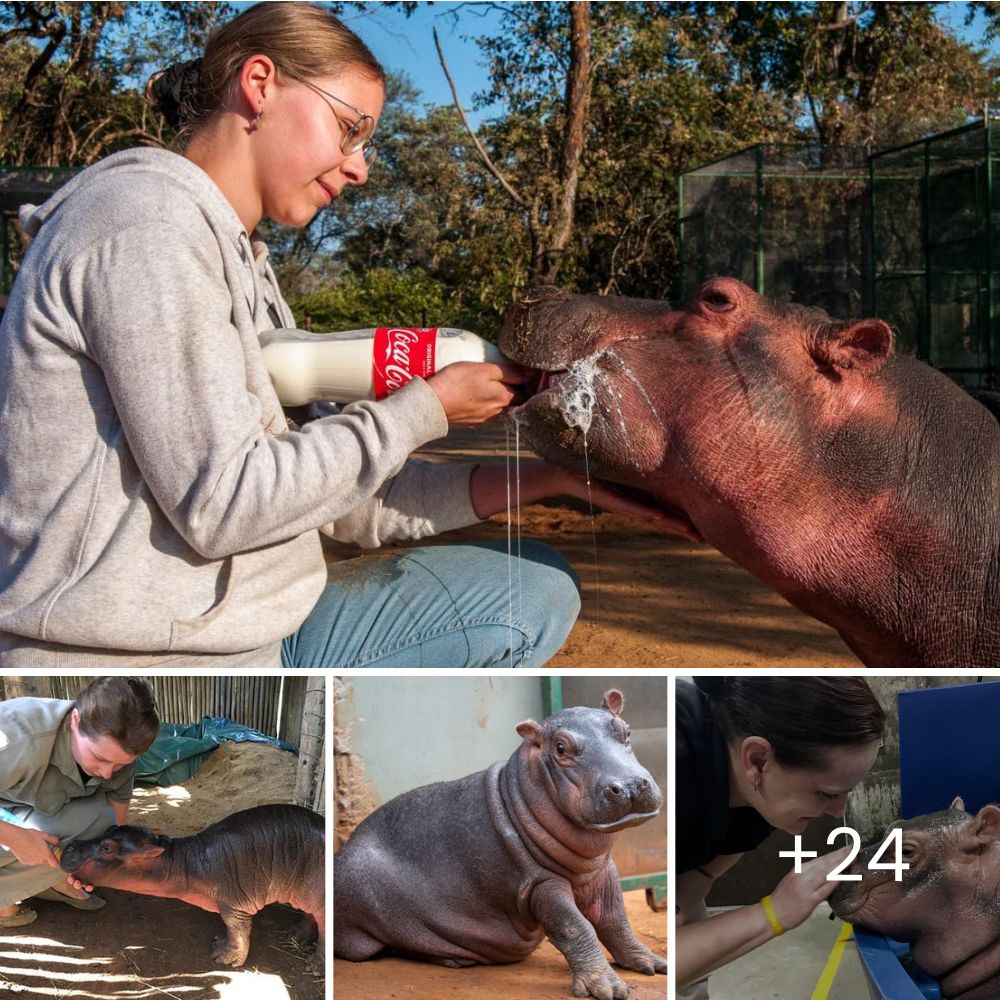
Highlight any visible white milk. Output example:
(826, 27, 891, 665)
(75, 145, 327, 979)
(260, 327, 506, 405)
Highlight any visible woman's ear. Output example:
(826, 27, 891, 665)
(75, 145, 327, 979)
(739, 736, 773, 787)
(239, 54, 277, 116)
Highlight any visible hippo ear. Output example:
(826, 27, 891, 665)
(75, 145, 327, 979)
(516, 719, 544, 747)
(134, 846, 166, 860)
(950, 796, 966, 812)
(602, 690, 624, 716)
(971, 805, 1000, 845)
(810, 320, 894, 374)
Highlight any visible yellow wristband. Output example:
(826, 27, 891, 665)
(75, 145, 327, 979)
(760, 895, 784, 937)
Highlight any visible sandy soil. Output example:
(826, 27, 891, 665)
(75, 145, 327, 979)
(0, 743, 323, 1000)
(400, 425, 859, 668)
(333, 889, 666, 1000)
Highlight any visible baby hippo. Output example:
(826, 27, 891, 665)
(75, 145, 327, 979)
(60, 803, 325, 973)
(335, 690, 665, 1000)
(829, 798, 1000, 999)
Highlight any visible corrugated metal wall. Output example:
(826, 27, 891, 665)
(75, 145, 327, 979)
(0, 676, 313, 749)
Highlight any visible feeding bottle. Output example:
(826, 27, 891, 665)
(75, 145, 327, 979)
(260, 327, 507, 405)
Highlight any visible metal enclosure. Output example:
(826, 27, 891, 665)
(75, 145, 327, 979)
(680, 119, 1000, 389)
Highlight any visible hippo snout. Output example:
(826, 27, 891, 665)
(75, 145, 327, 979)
(594, 773, 663, 829)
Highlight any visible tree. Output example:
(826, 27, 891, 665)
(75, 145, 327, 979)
(0, 1, 232, 165)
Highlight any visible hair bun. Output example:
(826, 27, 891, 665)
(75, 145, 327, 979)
(694, 676, 727, 699)
(145, 58, 202, 130)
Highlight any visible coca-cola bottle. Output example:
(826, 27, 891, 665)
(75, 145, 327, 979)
(259, 327, 507, 405)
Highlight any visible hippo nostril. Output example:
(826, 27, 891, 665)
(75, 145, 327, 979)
(702, 290, 736, 312)
(608, 783, 623, 797)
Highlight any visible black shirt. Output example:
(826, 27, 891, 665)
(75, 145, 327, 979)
(676, 679, 775, 873)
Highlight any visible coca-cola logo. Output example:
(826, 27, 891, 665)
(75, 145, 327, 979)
(373, 328, 437, 399)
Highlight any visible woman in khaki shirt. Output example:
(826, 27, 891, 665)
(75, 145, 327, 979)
(0, 677, 158, 926)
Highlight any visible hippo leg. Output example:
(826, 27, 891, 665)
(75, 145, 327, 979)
(531, 879, 628, 1000)
(308, 908, 325, 976)
(212, 905, 255, 967)
(588, 870, 667, 975)
(288, 913, 318, 947)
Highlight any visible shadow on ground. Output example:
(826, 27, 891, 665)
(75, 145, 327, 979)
(0, 892, 321, 999)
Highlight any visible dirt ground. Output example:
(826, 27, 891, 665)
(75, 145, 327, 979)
(0, 743, 323, 1000)
(333, 889, 666, 999)
(405, 424, 858, 668)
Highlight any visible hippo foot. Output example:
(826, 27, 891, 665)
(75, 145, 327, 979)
(211, 934, 249, 967)
(570, 964, 629, 1000)
(613, 945, 668, 975)
(430, 957, 477, 969)
(305, 949, 324, 978)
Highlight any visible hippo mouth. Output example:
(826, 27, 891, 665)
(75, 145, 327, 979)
(513, 355, 607, 437)
(584, 806, 662, 832)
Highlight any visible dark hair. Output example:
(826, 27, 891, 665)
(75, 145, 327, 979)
(75, 677, 160, 756)
(697, 676, 885, 768)
(146, 1, 385, 133)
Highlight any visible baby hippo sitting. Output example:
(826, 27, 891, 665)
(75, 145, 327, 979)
(335, 690, 665, 1000)
(60, 803, 325, 973)
(829, 797, 1000, 999)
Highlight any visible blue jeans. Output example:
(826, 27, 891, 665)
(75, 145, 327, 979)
(282, 540, 580, 668)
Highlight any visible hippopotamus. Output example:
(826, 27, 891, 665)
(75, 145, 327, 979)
(500, 278, 1000, 667)
(60, 803, 325, 973)
(829, 798, 1000, 999)
(334, 690, 665, 1000)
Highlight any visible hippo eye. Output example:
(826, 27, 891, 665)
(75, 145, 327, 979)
(100, 842, 114, 855)
(555, 740, 567, 755)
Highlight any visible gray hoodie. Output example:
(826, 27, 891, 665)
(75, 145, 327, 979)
(0, 148, 478, 666)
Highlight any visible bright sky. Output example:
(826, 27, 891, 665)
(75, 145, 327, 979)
(338, 1, 506, 127)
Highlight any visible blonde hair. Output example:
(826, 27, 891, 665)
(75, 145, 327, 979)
(147, 2, 384, 135)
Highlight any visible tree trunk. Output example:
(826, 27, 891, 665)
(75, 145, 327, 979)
(529, 0, 592, 285)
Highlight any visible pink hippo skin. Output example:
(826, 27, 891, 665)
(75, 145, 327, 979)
(500, 277, 1000, 667)
(333, 691, 666, 1000)
(829, 799, 1000, 999)
(60, 804, 325, 973)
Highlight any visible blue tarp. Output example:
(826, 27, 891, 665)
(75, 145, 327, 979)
(135, 716, 297, 787)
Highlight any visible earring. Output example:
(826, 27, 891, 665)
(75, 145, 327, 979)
(251, 103, 263, 131)
(753, 776, 762, 793)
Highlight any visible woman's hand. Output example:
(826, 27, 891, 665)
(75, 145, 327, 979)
(426, 362, 534, 426)
(550, 468, 703, 542)
(1, 825, 60, 868)
(469, 460, 702, 541)
(769, 846, 852, 933)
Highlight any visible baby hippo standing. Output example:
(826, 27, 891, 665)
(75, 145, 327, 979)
(335, 690, 666, 1000)
(60, 804, 325, 973)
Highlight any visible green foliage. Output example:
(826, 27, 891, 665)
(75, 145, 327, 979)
(286, 267, 454, 333)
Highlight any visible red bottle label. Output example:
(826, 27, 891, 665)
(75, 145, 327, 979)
(372, 328, 437, 400)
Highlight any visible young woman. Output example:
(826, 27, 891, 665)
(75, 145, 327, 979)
(0, 678, 159, 925)
(0, 3, 676, 668)
(676, 676, 886, 996)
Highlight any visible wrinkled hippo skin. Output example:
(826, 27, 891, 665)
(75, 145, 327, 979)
(61, 803, 325, 973)
(501, 278, 1000, 667)
(829, 799, 1000, 999)
(334, 690, 665, 1000)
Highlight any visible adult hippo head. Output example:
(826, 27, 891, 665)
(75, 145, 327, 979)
(500, 277, 1000, 668)
(829, 799, 1000, 1000)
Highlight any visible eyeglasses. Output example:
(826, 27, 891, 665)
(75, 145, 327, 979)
(298, 78, 377, 166)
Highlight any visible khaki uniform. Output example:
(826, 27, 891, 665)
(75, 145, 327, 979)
(0, 698, 134, 906)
